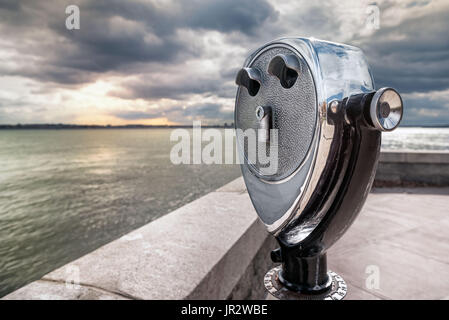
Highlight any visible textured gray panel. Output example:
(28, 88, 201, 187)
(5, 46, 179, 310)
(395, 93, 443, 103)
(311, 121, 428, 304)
(236, 46, 317, 181)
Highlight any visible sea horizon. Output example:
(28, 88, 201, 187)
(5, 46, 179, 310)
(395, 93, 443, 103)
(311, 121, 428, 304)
(1, 123, 449, 129)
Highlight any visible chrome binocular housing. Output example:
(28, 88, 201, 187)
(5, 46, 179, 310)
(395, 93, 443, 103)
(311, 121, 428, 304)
(234, 37, 403, 299)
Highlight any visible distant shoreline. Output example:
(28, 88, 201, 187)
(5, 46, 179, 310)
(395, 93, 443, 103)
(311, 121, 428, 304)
(0, 123, 448, 129)
(0, 124, 235, 130)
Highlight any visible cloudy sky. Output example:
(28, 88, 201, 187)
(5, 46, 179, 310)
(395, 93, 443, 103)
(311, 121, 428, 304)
(0, 0, 448, 125)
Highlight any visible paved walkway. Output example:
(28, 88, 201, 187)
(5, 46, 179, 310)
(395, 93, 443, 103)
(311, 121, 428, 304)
(328, 187, 449, 300)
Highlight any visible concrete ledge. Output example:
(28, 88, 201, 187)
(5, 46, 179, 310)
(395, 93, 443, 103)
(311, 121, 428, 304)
(376, 151, 449, 186)
(3, 177, 276, 300)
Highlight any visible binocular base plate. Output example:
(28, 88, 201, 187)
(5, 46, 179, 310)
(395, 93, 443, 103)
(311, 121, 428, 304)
(264, 266, 347, 300)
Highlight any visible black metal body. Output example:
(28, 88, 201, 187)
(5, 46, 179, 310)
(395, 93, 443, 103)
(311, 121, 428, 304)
(275, 93, 381, 294)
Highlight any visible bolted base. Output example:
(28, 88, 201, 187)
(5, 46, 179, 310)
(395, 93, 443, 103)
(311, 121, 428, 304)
(264, 266, 347, 300)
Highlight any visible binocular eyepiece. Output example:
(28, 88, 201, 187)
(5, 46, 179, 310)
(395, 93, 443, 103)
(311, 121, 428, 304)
(234, 37, 403, 300)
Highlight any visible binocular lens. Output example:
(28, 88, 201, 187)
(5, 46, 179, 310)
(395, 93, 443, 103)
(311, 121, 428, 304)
(370, 87, 403, 131)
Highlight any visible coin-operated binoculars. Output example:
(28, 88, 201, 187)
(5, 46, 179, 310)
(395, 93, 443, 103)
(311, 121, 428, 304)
(234, 38, 403, 300)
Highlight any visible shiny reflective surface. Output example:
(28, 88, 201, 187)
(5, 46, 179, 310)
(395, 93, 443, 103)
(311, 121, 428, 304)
(235, 44, 318, 230)
(236, 45, 317, 185)
(370, 87, 403, 131)
(235, 37, 377, 239)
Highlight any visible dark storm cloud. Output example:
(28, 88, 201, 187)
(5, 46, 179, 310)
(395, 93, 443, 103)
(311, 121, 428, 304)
(0, 0, 276, 84)
(111, 103, 233, 123)
(406, 1, 431, 8)
(0, 1, 20, 11)
(184, 0, 278, 35)
(1, 0, 449, 126)
(181, 103, 233, 119)
(402, 94, 449, 125)
(0, 1, 187, 84)
(111, 75, 236, 101)
(356, 8, 449, 94)
(81, 0, 277, 36)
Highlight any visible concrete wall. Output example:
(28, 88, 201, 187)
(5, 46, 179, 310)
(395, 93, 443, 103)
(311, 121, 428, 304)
(376, 151, 449, 186)
(3, 177, 276, 300)
(3, 151, 448, 300)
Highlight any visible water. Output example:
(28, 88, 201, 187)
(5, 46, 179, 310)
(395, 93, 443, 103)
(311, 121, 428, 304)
(381, 127, 449, 151)
(0, 129, 240, 296)
(0, 127, 448, 297)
